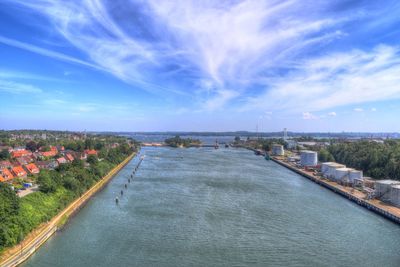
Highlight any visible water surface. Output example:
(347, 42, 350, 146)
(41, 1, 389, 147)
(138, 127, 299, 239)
(23, 147, 400, 266)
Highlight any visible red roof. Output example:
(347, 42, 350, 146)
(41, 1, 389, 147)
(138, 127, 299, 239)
(0, 160, 12, 169)
(12, 166, 27, 177)
(0, 175, 5, 182)
(84, 149, 98, 155)
(25, 163, 40, 174)
(1, 168, 14, 181)
(65, 153, 74, 162)
(11, 150, 32, 158)
(41, 151, 57, 157)
(57, 157, 67, 164)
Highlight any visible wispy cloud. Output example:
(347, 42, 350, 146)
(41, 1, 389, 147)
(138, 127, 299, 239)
(0, 79, 42, 94)
(354, 108, 364, 112)
(3, 0, 400, 114)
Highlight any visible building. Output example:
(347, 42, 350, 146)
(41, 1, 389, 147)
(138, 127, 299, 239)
(12, 166, 27, 178)
(65, 153, 74, 162)
(37, 160, 59, 170)
(57, 157, 67, 164)
(322, 163, 346, 180)
(271, 144, 284, 156)
(40, 150, 58, 157)
(11, 149, 32, 158)
(0, 168, 14, 181)
(300, 150, 318, 167)
(375, 180, 400, 202)
(84, 149, 98, 156)
(0, 160, 12, 169)
(334, 167, 354, 183)
(24, 163, 40, 175)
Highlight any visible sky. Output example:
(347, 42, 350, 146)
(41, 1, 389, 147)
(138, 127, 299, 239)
(0, 0, 400, 132)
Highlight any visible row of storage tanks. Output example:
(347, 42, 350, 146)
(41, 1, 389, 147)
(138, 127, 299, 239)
(321, 162, 363, 184)
(375, 180, 400, 207)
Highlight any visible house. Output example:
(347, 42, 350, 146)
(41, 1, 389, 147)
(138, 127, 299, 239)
(0, 160, 12, 169)
(11, 149, 32, 158)
(0, 168, 14, 181)
(24, 163, 40, 175)
(65, 153, 74, 162)
(0, 175, 5, 182)
(84, 149, 98, 156)
(40, 150, 58, 157)
(37, 160, 59, 170)
(12, 166, 27, 178)
(16, 155, 34, 165)
(57, 157, 67, 164)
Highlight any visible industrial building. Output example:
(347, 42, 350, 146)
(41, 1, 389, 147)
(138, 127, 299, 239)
(390, 185, 400, 207)
(322, 163, 346, 180)
(334, 167, 354, 182)
(299, 150, 318, 166)
(272, 144, 284, 156)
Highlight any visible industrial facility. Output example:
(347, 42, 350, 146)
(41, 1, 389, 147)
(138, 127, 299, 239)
(272, 144, 284, 156)
(375, 180, 400, 207)
(299, 150, 318, 166)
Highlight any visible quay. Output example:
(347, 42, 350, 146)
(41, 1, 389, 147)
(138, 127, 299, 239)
(271, 157, 400, 225)
(0, 153, 136, 267)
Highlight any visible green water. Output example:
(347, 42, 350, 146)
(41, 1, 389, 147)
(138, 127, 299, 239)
(22, 147, 400, 266)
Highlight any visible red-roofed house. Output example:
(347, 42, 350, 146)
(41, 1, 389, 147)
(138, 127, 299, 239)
(12, 166, 27, 178)
(0, 168, 14, 181)
(11, 149, 32, 158)
(65, 153, 74, 162)
(25, 163, 40, 175)
(0, 160, 12, 170)
(84, 149, 98, 156)
(41, 151, 57, 157)
(0, 175, 5, 182)
(57, 157, 67, 164)
(16, 155, 34, 165)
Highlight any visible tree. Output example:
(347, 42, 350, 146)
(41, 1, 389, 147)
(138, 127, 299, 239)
(87, 155, 98, 165)
(0, 149, 10, 160)
(318, 148, 335, 162)
(37, 172, 57, 193)
(26, 141, 38, 152)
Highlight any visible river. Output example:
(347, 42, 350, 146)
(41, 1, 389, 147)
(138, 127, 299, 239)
(22, 147, 400, 266)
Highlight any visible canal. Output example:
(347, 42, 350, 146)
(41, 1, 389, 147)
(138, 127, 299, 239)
(22, 147, 400, 266)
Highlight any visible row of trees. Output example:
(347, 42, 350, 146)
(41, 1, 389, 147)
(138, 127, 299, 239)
(0, 141, 135, 251)
(325, 140, 400, 180)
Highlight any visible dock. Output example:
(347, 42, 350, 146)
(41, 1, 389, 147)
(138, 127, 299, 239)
(271, 157, 400, 225)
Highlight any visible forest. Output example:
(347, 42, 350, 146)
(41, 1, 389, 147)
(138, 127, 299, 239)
(327, 140, 400, 180)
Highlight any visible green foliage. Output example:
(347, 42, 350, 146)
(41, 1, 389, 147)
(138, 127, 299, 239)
(26, 141, 38, 152)
(328, 140, 400, 180)
(0, 149, 10, 160)
(165, 135, 201, 147)
(318, 148, 335, 162)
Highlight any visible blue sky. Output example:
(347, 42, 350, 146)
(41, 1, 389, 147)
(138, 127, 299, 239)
(1, 0, 400, 132)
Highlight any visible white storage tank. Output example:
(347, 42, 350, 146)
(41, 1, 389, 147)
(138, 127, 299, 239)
(321, 162, 336, 175)
(325, 163, 346, 180)
(375, 180, 400, 201)
(272, 144, 284, 156)
(349, 170, 363, 183)
(390, 185, 400, 207)
(300, 150, 318, 166)
(334, 168, 353, 182)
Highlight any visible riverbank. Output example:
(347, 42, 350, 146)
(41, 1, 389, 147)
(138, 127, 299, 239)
(271, 157, 400, 225)
(0, 152, 136, 267)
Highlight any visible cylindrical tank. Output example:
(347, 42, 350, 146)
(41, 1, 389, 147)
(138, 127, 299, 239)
(375, 180, 400, 201)
(325, 163, 346, 179)
(349, 170, 363, 183)
(390, 185, 400, 207)
(321, 162, 336, 175)
(334, 168, 353, 182)
(272, 144, 284, 156)
(300, 151, 318, 166)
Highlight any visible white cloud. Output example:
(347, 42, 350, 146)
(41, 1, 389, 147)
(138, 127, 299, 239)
(0, 80, 42, 94)
(245, 45, 400, 113)
(371, 107, 377, 112)
(354, 108, 364, 112)
(302, 112, 318, 120)
(328, 111, 337, 116)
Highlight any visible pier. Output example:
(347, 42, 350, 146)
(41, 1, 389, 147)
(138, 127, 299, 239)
(271, 157, 400, 225)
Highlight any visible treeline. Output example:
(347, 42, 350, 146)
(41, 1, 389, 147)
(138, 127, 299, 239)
(0, 143, 134, 251)
(165, 136, 201, 147)
(327, 140, 400, 180)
